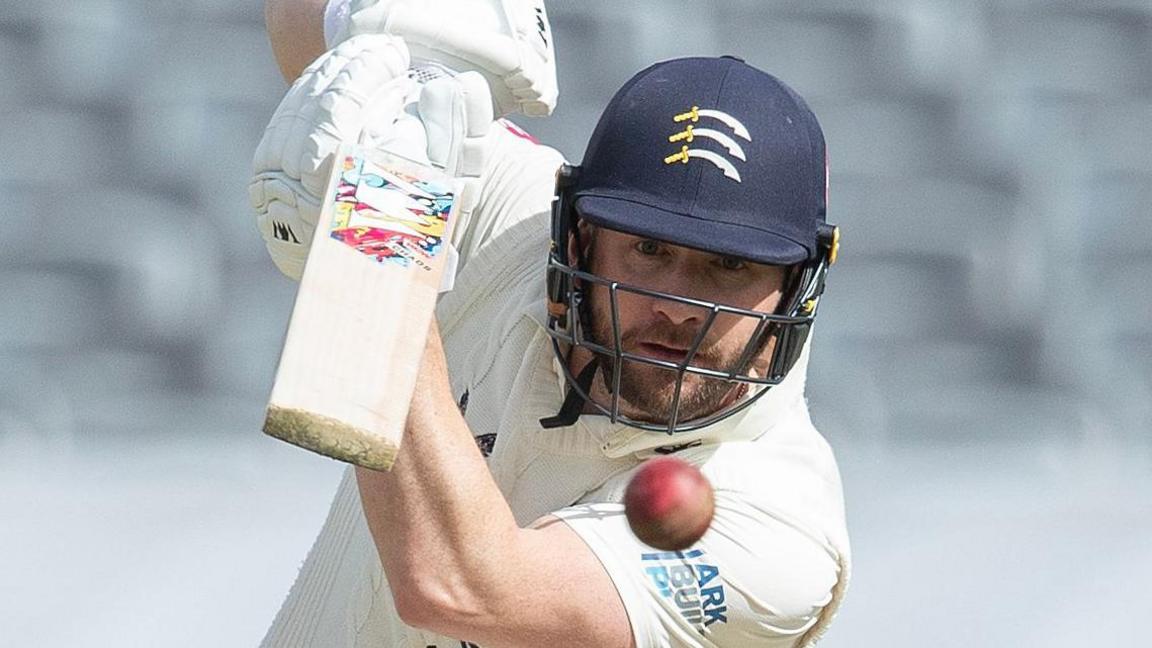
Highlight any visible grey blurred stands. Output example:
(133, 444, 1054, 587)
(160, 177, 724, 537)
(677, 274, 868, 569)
(1, 0, 1148, 464)
(0, 0, 289, 456)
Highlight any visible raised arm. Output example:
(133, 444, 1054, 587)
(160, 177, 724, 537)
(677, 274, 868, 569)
(264, 0, 328, 82)
(263, 0, 558, 116)
(252, 1, 565, 283)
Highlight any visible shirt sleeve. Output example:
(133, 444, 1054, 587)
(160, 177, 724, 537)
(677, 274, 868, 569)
(550, 489, 843, 648)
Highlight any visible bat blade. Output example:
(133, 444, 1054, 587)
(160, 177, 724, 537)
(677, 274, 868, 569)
(263, 146, 458, 471)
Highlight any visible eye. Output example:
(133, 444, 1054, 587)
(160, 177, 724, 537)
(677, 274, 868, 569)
(718, 256, 747, 271)
(635, 239, 662, 255)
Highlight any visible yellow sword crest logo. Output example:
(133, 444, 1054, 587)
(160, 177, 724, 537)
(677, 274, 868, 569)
(663, 106, 751, 182)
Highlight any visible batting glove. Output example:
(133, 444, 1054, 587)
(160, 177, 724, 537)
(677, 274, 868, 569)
(250, 34, 495, 281)
(328, 0, 557, 117)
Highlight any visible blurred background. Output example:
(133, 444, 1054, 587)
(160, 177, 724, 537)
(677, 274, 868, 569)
(1, 0, 1149, 646)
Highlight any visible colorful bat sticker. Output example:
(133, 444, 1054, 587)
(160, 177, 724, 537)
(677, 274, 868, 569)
(328, 153, 456, 269)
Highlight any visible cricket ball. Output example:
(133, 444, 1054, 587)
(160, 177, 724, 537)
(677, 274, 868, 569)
(624, 456, 715, 551)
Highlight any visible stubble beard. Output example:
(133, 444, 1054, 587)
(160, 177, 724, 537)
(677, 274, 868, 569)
(585, 296, 746, 425)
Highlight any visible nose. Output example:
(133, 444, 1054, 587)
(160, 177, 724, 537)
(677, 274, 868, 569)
(651, 293, 705, 327)
(645, 269, 708, 327)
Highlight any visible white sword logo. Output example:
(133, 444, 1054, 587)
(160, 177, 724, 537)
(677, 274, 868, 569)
(663, 106, 752, 183)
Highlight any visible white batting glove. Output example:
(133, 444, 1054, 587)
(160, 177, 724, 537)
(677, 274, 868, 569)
(250, 34, 495, 281)
(329, 0, 557, 117)
(250, 35, 414, 279)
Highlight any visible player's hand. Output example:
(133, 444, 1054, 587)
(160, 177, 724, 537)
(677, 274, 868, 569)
(330, 0, 557, 117)
(250, 33, 495, 281)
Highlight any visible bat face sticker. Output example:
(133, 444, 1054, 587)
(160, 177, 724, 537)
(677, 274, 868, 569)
(328, 154, 456, 269)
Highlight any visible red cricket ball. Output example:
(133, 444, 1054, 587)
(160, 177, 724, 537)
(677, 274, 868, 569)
(624, 455, 715, 551)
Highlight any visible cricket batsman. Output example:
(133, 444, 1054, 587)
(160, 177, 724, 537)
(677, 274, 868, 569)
(250, 1, 850, 645)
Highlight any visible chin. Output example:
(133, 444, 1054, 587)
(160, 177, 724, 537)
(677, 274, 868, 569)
(619, 382, 722, 423)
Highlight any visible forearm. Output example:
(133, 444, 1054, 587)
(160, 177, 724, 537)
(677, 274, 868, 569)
(265, 0, 329, 82)
(353, 320, 526, 630)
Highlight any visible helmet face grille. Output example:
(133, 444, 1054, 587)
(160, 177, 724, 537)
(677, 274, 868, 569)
(544, 256, 826, 434)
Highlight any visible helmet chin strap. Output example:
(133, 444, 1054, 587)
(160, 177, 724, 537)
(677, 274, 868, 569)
(539, 356, 599, 429)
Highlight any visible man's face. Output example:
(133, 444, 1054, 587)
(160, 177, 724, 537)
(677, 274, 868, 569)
(577, 225, 788, 424)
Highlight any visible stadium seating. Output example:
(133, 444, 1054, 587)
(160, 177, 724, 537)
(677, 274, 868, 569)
(1088, 100, 1152, 174)
(0, 270, 108, 350)
(0, 108, 116, 185)
(711, 4, 902, 100)
(0, 29, 32, 105)
(119, 0, 265, 24)
(816, 95, 958, 178)
(200, 264, 298, 398)
(987, 7, 1149, 98)
(0, 356, 76, 460)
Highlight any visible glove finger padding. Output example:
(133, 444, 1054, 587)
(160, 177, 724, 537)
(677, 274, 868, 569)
(335, 0, 557, 117)
(418, 71, 494, 253)
(250, 34, 418, 281)
(298, 36, 413, 195)
(364, 105, 431, 165)
(419, 71, 493, 175)
(254, 44, 363, 183)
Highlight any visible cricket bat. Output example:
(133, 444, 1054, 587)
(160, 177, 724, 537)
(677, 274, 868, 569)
(263, 145, 459, 471)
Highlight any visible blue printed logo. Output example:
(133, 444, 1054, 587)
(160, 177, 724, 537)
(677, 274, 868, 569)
(641, 549, 727, 632)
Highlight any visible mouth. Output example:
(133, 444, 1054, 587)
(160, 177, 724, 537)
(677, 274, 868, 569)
(636, 342, 693, 363)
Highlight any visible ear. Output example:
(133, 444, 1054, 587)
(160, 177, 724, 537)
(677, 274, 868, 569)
(569, 220, 595, 267)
